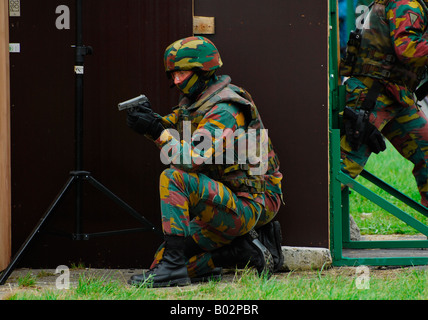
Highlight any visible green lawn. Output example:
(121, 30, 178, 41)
(349, 141, 428, 235)
(5, 267, 428, 300)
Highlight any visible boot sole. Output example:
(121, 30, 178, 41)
(128, 277, 191, 288)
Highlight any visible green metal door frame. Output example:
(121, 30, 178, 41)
(328, 0, 428, 266)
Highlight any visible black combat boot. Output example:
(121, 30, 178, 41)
(257, 220, 284, 272)
(128, 236, 191, 288)
(190, 267, 223, 283)
(211, 229, 274, 277)
(183, 236, 223, 283)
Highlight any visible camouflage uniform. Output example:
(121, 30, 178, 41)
(151, 74, 283, 277)
(340, 0, 428, 206)
(128, 36, 283, 281)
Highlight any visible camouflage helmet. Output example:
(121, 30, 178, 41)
(164, 36, 223, 75)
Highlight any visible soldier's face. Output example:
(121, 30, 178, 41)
(172, 70, 194, 86)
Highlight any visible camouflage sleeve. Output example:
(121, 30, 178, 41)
(154, 103, 246, 172)
(387, 0, 428, 65)
(158, 109, 179, 128)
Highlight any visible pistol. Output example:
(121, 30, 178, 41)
(118, 94, 149, 112)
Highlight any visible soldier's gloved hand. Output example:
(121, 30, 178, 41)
(127, 111, 164, 139)
(366, 125, 386, 154)
(135, 98, 152, 114)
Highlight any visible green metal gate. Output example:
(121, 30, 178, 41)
(328, 0, 428, 266)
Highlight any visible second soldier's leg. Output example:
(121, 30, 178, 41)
(341, 77, 397, 178)
(382, 104, 428, 206)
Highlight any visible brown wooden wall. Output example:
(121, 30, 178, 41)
(195, 0, 329, 248)
(7, 0, 328, 269)
(0, 0, 11, 271)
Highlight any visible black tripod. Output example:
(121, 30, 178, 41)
(0, 0, 162, 285)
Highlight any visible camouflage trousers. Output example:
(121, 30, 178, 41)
(150, 168, 278, 277)
(341, 77, 428, 206)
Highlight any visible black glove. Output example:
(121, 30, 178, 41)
(134, 98, 152, 114)
(342, 106, 386, 154)
(366, 125, 386, 154)
(127, 110, 164, 139)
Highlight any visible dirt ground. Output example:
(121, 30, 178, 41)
(0, 264, 426, 300)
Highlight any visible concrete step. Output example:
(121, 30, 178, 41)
(280, 246, 332, 271)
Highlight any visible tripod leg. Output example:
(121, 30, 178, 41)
(86, 175, 163, 237)
(0, 176, 75, 285)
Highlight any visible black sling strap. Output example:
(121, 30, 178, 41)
(353, 80, 383, 139)
(361, 80, 383, 112)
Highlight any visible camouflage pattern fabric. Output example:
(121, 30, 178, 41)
(340, 0, 428, 207)
(151, 168, 282, 277)
(159, 169, 262, 244)
(150, 168, 263, 277)
(340, 0, 428, 91)
(164, 36, 223, 74)
(156, 75, 283, 205)
(341, 77, 428, 206)
(148, 75, 283, 277)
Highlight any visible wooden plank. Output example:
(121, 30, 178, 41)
(193, 16, 215, 34)
(0, 0, 11, 271)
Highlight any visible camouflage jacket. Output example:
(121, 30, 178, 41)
(153, 75, 283, 204)
(341, 0, 428, 94)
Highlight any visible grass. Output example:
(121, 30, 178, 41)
(349, 141, 428, 235)
(5, 267, 428, 300)
(16, 272, 37, 288)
